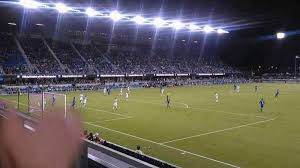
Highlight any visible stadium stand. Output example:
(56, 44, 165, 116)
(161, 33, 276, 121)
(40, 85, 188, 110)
(0, 33, 29, 74)
(0, 34, 240, 75)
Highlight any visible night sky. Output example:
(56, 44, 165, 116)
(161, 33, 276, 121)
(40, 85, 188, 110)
(0, 0, 300, 72)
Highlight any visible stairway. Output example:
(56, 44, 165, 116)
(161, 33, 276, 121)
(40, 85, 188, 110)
(70, 42, 99, 74)
(0, 66, 4, 74)
(94, 46, 120, 72)
(13, 35, 38, 73)
(42, 38, 72, 74)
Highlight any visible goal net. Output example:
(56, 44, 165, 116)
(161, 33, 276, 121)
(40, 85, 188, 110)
(28, 92, 67, 120)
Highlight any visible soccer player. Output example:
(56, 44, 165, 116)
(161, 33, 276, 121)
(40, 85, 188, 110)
(275, 89, 280, 98)
(233, 84, 237, 91)
(236, 85, 240, 93)
(103, 87, 107, 95)
(125, 91, 129, 101)
(160, 86, 165, 96)
(79, 94, 84, 104)
(52, 94, 56, 106)
(259, 98, 265, 112)
(255, 85, 258, 92)
(120, 88, 123, 96)
(83, 96, 88, 107)
(127, 86, 130, 93)
(107, 88, 111, 95)
(166, 95, 171, 109)
(71, 97, 76, 109)
(215, 92, 219, 103)
(113, 97, 118, 110)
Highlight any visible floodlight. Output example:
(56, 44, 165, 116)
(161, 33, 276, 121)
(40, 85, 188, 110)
(55, 3, 70, 13)
(203, 25, 214, 33)
(85, 8, 98, 17)
(132, 15, 145, 24)
(277, 32, 285, 39)
(19, 0, 40, 8)
(153, 18, 165, 28)
(189, 24, 199, 31)
(36, 23, 44, 26)
(8, 23, 17, 26)
(171, 20, 184, 30)
(217, 28, 229, 34)
(110, 10, 122, 21)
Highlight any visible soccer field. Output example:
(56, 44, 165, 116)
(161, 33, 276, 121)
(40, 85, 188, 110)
(2, 83, 300, 168)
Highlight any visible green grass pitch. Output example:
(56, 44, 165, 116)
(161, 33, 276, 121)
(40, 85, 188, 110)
(1, 83, 300, 168)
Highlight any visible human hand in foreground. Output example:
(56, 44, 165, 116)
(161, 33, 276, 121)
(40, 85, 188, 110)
(0, 105, 82, 168)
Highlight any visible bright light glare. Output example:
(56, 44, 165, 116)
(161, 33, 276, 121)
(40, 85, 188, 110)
(55, 3, 70, 13)
(8, 23, 17, 26)
(19, 0, 40, 8)
(277, 32, 285, 39)
(85, 8, 99, 17)
(110, 11, 122, 21)
(203, 25, 214, 33)
(189, 24, 199, 31)
(153, 18, 165, 28)
(171, 20, 184, 30)
(217, 28, 229, 34)
(132, 15, 145, 24)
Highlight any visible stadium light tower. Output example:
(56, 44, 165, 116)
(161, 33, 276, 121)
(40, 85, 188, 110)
(8, 22, 17, 26)
(153, 18, 165, 28)
(132, 15, 145, 24)
(85, 8, 98, 17)
(277, 32, 285, 39)
(19, 0, 40, 8)
(171, 20, 184, 30)
(110, 10, 122, 21)
(55, 3, 70, 13)
(203, 25, 214, 33)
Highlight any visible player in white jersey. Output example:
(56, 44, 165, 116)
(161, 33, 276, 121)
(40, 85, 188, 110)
(127, 86, 130, 93)
(236, 85, 240, 93)
(120, 88, 123, 96)
(125, 92, 129, 101)
(215, 92, 219, 103)
(80, 94, 84, 104)
(83, 96, 88, 107)
(113, 97, 118, 110)
(103, 87, 107, 95)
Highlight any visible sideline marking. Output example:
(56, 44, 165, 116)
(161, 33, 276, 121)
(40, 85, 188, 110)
(84, 122, 241, 168)
(161, 117, 278, 144)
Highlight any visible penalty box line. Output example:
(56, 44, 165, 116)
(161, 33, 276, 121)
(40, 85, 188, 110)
(161, 117, 278, 145)
(84, 122, 241, 168)
(84, 116, 133, 124)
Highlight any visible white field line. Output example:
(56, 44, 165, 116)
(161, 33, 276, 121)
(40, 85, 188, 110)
(87, 116, 133, 124)
(130, 99, 268, 119)
(85, 107, 131, 118)
(161, 117, 278, 144)
(84, 122, 240, 168)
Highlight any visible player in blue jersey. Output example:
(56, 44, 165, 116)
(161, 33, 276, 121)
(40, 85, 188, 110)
(259, 98, 265, 112)
(52, 94, 56, 106)
(275, 89, 280, 98)
(166, 95, 171, 109)
(71, 97, 76, 109)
